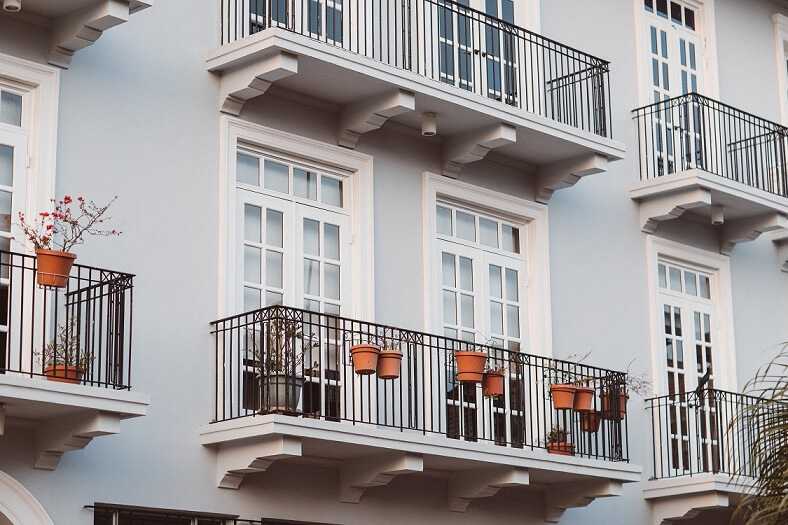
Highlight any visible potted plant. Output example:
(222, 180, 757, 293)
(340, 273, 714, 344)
(482, 364, 506, 397)
(545, 425, 574, 456)
(376, 333, 404, 380)
(580, 410, 603, 433)
(36, 316, 94, 384)
(17, 196, 120, 288)
(454, 344, 488, 383)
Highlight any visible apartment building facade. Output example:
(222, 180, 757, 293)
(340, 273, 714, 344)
(0, 0, 785, 523)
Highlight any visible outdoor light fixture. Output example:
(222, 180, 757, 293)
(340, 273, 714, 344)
(711, 204, 724, 225)
(3, 0, 21, 12)
(421, 112, 437, 136)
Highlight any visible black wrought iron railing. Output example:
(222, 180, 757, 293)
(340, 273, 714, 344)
(222, 0, 612, 138)
(634, 93, 788, 197)
(211, 305, 630, 462)
(647, 388, 774, 479)
(0, 250, 134, 389)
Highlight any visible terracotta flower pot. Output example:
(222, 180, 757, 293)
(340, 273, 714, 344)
(43, 365, 83, 384)
(546, 442, 575, 456)
(580, 410, 603, 432)
(573, 386, 595, 412)
(482, 370, 505, 397)
(454, 351, 487, 383)
(550, 384, 577, 410)
(377, 350, 403, 379)
(35, 249, 76, 288)
(602, 391, 629, 420)
(350, 344, 381, 375)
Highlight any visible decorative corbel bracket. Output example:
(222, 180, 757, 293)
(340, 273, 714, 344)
(442, 123, 517, 178)
(536, 153, 608, 204)
(218, 51, 299, 116)
(215, 435, 302, 489)
(35, 411, 121, 470)
(720, 213, 788, 255)
(448, 466, 529, 512)
(337, 89, 415, 148)
(636, 187, 712, 234)
(339, 452, 423, 503)
(544, 479, 624, 523)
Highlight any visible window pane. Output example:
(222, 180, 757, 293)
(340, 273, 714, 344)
(325, 263, 340, 300)
(266, 209, 283, 248)
(0, 91, 22, 127)
(699, 276, 710, 299)
(506, 305, 520, 337)
(443, 290, 457, 324)
(244, 287, 261, 311)
(236, 153, 259, 185)
(244, 246, 261, 284)
(479, 218, 498, 247)
(437, 206, 452, 235)
(266, 250, 283, 288)
(304, 259, 320, 295)
(293, 168, 317, 200)
(489, 264, 502, 299)
(264, 159, 289, 193)
(490, 302, 503, 334)
(459, 256, 473, 291)
(658, 263, 667, 288)
(304, 219, 320, 256)
(456, 211, 475, 241)
(501, 225, 519, 253)
(684, 271, 697, 296)
(321, 177, 343, 207)
(460, 294, 474, 328)
(669, 267, 681, 291)
(505, 268, 518, 301)
(0, 145, 12, 186)
(442, 252, 456, 287)
(319, 223, 339, 262)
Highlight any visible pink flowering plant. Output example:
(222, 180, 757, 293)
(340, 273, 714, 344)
(17, 195, 121, 253)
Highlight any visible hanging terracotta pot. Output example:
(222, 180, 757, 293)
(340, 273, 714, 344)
(454, 351, 487, 383)
(546, 442, 575, 456)
(350, 344, 381, 375)
(482, 370, 505, 397)
(377, 350, 403, 379)
(573, 386, 595, 412)
(602, 391, 629, 420)
(580, 410, 603, 432)
(43, 365, 83, 384)
(35, 249, 76, 288)
(550, 384, 577, 410)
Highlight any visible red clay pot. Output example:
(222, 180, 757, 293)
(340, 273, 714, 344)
(573, 386, 595, 412)
(546, 442, 575, 456)
(580, 410, 603, 432)
(377, 350, 403, 379)
(36, 249, 76, 288)
(454, 351, 487, 383)
(43, 365, 83, 384)
(602, 391, 629, 420)
(550, 384, 577, 410)
(482, 370, 505, 397)
(350, 344, 380, 375)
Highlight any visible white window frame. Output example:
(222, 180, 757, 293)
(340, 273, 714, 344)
(633, 0, 721, 106)
(423, 172, 551, 357)
(772, 13, 788, 126)
(645, 236, 736, 395)
(219, 117, 374, 320)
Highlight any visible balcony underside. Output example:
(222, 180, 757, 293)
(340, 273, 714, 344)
(644, 474, 753, 525)
(630, 168, 788, 254)
(207, 29, 624, 197)
(0, 374, 148, 470)
(200, 414, 640, 521)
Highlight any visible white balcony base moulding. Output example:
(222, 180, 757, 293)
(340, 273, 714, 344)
(630, 169, 788, 254)
(643, 473, 754, 525)
(0, 374, 149, 470)
(199, 414, 641, 517)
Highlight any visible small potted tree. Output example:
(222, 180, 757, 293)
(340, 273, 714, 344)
(37, 316, 94, 384)
(545, 425, 574, 456)
(18, 196, 120, 288)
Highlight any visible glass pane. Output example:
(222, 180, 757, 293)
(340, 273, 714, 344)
(293, 168, 317, 200)
(0, 145, 12, 186)
(236, 153, 259, 185)
(437, 206, 452, 235)
(669, 267, 681, 291)
(0, 92, 22, 127)
(321, 177, 343, 207)
(442, 252, 456, 287)
(324, 223, 340, 261)
(490, 302, 503, 334)
(244, 246, 261, 284)
(443, 290, 457, 324)
(479, 218, 498, 247)
(456, 211, 475, 241)
(459, 256, 473, 291)
(505, 268, 518, 301)
(501, 225, 519, 253)
(304, 259, 320, 295)
(244, 287, 261, 311)
(489, 264, 502, 299)
(699, 276, 710, 299)
(304, 219, 320, 256)
(266, 250, 283, 288)
(264, 159, 289, 193)
(266, 291, 283, 306)
(325, 263, 340, 300)
(684, 271, 697, 296)
(266, 209, 283, 248)
(460, 294, 474, 328)
(506, 305, 520, 338)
